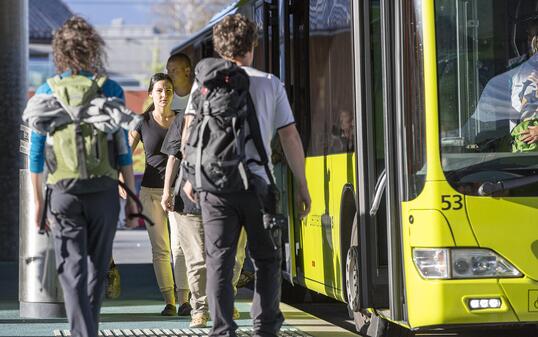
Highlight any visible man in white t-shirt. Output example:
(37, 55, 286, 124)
(182, 14, 311, 337)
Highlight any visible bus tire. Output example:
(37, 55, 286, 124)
(346, 245, 360, 312)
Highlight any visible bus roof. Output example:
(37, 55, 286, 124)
(169, 0, 241, 56)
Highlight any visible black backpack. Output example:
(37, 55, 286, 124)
(181, 58, 266, 193)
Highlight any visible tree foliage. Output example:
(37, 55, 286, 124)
(152, 0, 231, 34)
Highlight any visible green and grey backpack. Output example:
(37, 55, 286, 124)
(45, 74, 119, 192)
(511, 118, 538, 152)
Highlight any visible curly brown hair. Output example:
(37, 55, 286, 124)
(213, 14, 258, 59)
(52, 16, 107, 74)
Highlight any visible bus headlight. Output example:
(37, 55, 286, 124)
(413, 248, 522, 279)
(413, 248, 449, 279)
(451, 249, 521, 278)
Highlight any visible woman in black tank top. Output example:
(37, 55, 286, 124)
(129, 73, 179, 315)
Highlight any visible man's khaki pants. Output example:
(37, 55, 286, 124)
(169, 212, 248, 316)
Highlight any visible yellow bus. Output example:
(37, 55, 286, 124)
(172, 0, 538, 335)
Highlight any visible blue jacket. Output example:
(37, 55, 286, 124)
(29, 71, 132, 173)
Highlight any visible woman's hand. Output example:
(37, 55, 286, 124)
(519, 125, 538, 144)
(34, 197, 49, 232)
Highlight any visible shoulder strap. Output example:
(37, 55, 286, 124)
(94, 75, 108, 89)
(245, 94, 277, 188)
(46, 75, 62, 93)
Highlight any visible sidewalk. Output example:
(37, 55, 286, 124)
(0, 230, 358, 337)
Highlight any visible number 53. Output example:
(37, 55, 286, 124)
(441, 195, 463, 210)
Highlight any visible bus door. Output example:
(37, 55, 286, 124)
(281, 0, 358, 301)
(351, 0, 390, 311)
(281, 0, 310, 285)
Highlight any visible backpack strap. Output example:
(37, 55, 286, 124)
(195, 115, 210, 190)
(245, 94, 277, 188)
(74, 122, 89, 178)
(94, 75, 108, 88)
(46, 75, 62, 94)
(118, 181, 155, 227)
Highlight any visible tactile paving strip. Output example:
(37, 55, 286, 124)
(53, 327, 312, 337)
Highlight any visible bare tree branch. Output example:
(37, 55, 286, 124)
(152, 0, 230, 34)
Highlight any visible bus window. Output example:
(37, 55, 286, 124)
(253, 1, 267, 72)
(307, 0, 353, 156)
(402, 0, 426, 200)
(436, 0, 538, 196)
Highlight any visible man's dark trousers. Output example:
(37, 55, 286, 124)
(200, 189, 284, 337)
(48, 185, 119, 337)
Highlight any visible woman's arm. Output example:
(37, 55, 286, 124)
(30, 173, 45, 229)
(129, 130, 141, 151)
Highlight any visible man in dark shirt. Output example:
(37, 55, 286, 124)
(161, 54, 249, 324)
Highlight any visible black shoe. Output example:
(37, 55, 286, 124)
(236, 270, 254, 289)
(177, 302, 192, 316)
(161, 304, 176, 316)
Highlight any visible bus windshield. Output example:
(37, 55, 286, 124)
(435, 0, 538, 196)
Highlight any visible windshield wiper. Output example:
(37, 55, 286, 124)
(478, 175, 538, 196)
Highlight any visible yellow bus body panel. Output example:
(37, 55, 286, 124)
(400, 180, 538, 327)
(466, 196, 538, 282)
(298, 153, 355, 302)
(400, 0, 538, 328)
(500, 278, 538, 322)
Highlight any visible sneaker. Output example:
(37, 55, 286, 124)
(105, 264, 121, 299)
(233, 306, 240, 320)
(161, 304, 176, 316)
(177, 302, 192, 316)
(189, 312, 208, 328)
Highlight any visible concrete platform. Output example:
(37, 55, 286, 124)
(1, 249, 357, 337)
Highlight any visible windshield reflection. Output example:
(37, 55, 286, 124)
(436, 0, 538, 196)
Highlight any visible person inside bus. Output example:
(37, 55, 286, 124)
(161, 53, 251, 327)
(511, 20, 538, 145)
(467, 20, 538, 151)
(129, 73, 180, 317)
(330, 109, 355, 152)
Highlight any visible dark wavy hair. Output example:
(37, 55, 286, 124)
(213, 14, 258, 59)
(143, 73, 174, 116)
(52, 16, 107, 74)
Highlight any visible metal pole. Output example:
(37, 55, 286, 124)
(0, 0, 28, 261)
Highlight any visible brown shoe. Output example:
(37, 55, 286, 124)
(105, 264, 121, 299)
(189, 312, 208, 328)
(233, 306, 240, 320)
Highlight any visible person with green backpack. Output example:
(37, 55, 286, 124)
(23, 16, 139, 337)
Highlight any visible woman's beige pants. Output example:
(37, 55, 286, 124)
(140, 186, 247, 314)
